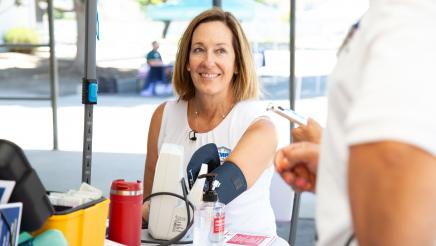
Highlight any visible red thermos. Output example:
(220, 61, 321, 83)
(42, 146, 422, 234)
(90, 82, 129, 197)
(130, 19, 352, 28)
(108, 179, 143, 246)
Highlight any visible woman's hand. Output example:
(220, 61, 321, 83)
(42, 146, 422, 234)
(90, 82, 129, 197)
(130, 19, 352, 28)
(292, 118, 322, 144)
(275, 142, 319, 193)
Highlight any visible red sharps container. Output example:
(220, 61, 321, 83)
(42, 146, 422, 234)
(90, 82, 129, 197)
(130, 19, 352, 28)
(108, 179, 143, 246)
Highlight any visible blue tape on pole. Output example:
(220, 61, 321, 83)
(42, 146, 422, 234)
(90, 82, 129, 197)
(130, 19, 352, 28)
(88, 83, 98, 103)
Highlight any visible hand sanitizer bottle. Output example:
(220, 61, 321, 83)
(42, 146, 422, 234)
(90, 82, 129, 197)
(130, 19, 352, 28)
(193, 173, 225, 246)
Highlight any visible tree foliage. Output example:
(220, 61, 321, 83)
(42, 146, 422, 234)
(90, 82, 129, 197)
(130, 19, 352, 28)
(136, 0, 167, 10)
(135, 0, 276, 10)
(255, 0, 283, 7)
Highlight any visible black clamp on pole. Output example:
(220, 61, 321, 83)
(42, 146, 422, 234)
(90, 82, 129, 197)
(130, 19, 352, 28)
(82, 78, 98, 104)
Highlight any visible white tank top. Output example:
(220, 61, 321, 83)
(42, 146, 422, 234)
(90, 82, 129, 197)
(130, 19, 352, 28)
(157, 99, 277, 235)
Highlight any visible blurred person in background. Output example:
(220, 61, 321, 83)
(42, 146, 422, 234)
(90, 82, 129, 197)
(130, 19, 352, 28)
(140, 41, 172, 96)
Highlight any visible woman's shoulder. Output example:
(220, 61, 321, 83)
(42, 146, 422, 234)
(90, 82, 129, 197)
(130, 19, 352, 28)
(228, 100, 270, 131)
(161, 99, 187, 111)
(156, 99, 188, 124)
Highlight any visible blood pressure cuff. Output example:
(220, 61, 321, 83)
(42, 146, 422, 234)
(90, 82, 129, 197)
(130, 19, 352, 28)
(187, 143, 221, 189)
(212, 161, 247, 205)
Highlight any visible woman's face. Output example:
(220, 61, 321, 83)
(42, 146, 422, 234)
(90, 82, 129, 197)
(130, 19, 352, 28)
(187, 21, 237, 98)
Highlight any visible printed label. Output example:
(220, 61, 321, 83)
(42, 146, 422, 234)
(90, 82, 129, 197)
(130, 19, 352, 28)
(171, 215, 186, 233)
(213, 215, 225, 233)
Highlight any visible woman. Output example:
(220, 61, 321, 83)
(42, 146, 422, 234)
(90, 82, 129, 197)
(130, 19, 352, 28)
(143, 8, 277, 235)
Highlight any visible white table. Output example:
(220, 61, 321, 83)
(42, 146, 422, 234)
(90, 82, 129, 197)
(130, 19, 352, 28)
(140, 229, 290, 246)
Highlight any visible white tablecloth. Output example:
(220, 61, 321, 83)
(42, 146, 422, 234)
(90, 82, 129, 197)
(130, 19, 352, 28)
(140, 229, 290, 246)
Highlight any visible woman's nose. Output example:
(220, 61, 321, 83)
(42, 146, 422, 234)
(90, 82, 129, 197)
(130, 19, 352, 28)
(201, 52, 215, 67)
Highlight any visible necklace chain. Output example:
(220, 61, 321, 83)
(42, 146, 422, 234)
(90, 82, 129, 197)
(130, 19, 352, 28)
(193, 102, 234, 119)
(194, 109, 227, 119)
(191, 101, 234, 132)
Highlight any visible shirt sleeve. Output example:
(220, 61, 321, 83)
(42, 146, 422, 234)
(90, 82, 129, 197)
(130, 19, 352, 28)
(345, 3, 436, 155)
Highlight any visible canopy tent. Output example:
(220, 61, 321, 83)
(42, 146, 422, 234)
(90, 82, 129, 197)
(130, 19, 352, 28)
(147, 0, 256, 21)
(147, 0, 280, 38)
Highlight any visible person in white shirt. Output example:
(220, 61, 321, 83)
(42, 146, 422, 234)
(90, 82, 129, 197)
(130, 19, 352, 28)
(275, 1, 436, 245)
(142, 8, 278, 234)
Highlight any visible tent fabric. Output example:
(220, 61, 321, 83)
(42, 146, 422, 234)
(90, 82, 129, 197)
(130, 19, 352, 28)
(147, 0, 256, 21)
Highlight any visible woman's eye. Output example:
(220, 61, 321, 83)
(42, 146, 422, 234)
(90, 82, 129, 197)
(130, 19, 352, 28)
(217, 48, 226, 54)
(193, 47, 203, 53)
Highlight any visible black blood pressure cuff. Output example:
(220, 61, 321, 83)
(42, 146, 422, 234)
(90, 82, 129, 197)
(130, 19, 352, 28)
(187, 143, 221, 189)
(212, 161, 247, 205)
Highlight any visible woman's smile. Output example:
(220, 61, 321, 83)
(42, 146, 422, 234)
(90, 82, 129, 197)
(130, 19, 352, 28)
(199, 72, 220, 79)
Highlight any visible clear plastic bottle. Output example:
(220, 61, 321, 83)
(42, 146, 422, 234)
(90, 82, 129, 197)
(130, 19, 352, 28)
(193, 174, 225, 246)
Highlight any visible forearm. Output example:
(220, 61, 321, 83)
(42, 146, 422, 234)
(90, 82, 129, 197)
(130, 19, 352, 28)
(142, 155, 157, 221)
(143, 151, 158, 199)
(143, 165, 155, 199)
(349, 141, 436, 246)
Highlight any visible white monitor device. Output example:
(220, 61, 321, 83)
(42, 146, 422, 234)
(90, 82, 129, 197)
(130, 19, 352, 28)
(148, 143, 186, 240)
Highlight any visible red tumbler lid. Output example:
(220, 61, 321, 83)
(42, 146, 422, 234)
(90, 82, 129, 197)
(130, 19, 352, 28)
(110, 179, 142, 196)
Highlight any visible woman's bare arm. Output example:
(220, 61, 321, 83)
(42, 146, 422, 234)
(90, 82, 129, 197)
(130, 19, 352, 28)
(227, 118, 278, 188)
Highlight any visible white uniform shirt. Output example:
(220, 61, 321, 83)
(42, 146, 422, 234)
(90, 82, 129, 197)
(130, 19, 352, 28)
(316, 1, 436, 245)
(158, 99, 277, 235)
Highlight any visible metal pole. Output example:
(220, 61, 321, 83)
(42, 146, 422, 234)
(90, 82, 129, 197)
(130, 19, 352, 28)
(47, 0, 59, 150)
(288, 0, 301, 245)
(82, 0, 97, 184)
(289, 194, 301, 245)
(213, 0, 222, 8)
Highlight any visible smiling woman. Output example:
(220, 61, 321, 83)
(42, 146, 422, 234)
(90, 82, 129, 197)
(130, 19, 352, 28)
(142, 8, 278, 235)
(172, 8, 258, 102)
